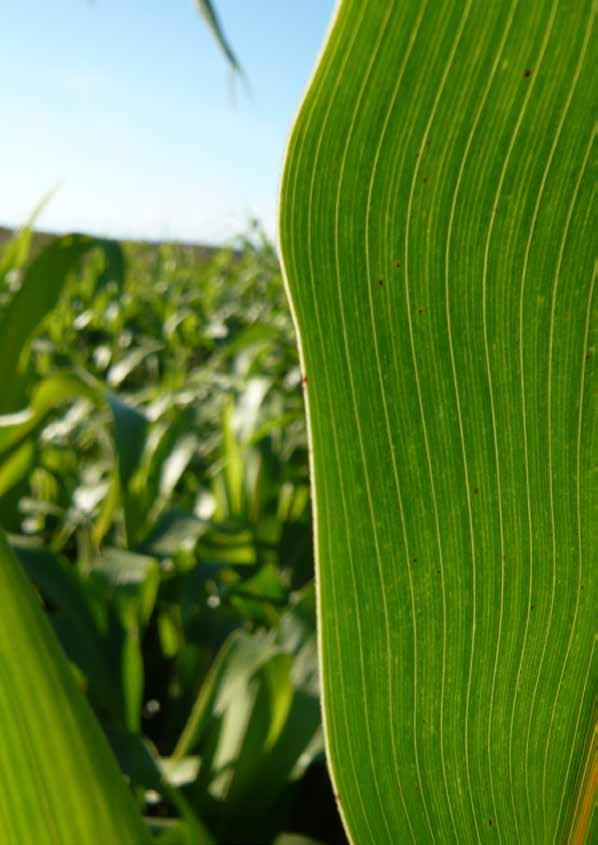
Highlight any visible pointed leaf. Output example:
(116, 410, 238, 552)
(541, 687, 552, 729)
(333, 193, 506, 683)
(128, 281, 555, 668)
(0, 530, 148, 843)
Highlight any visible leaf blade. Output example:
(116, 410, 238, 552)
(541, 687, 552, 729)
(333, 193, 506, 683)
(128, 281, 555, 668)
(279, 1, 596, 842)
(0, 530, 148, 843)
(196, 0, 243, 77)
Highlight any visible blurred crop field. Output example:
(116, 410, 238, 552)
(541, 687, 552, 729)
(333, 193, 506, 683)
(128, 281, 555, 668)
(0, 221, 347, 845)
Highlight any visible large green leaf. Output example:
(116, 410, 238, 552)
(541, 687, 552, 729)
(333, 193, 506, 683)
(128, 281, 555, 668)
(279, 2, 595, 843)
(0, 531, 148, 843)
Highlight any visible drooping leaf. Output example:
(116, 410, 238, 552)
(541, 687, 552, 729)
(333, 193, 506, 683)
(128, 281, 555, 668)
(0, 235, 92, 411)
(0, 234, 126, 412)
(0, 530, 148, 843)
(0, 371, 97, 456)
(279, 2, 596, 842)
(196, 0, 244, 78)
(0, 373, 149, 545)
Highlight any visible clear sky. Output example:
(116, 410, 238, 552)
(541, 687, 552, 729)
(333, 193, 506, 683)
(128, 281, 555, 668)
(0, 1, 334, 244)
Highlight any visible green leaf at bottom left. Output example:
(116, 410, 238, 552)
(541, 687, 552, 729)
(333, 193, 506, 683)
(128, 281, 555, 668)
(0, 530, 149, 844)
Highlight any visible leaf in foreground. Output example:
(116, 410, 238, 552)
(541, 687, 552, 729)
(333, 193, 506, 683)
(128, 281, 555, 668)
(0, 531, 148, 844)
(279, 1, 596, 842)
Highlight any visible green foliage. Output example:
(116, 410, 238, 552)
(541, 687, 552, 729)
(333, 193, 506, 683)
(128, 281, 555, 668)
(279, 1, 595, 842)
(0, 233, 124, 413)
(0, 223, 340, 843)
(0, 531, 148, 844)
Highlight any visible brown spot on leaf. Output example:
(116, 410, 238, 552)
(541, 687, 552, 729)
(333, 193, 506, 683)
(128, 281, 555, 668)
(524, 68, 532, 78)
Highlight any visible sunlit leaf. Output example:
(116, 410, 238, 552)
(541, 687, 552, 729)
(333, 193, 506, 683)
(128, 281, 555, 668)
(0, 439, 35, 497)
(11, 538, 121, 721)
(0, 530, 148, 843)
(279, 1, 596, 841)
(0, 235, 124, 413)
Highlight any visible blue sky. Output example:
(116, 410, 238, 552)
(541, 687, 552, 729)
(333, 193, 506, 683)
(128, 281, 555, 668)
(0, 1, 334, 243)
